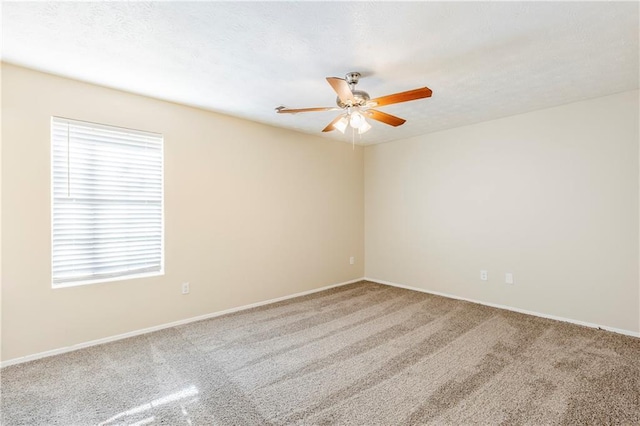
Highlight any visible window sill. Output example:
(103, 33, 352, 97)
(52, 270, 165, 289)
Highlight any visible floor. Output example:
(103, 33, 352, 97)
(1, 281, 639, 425)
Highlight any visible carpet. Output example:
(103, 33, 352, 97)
(1, 281, 639, 425)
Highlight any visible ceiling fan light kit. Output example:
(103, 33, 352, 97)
(276, 72, 432, 137)
(349, 111, 365, 128)
(358, 120, 372, 135)
(333, 116, 349, 133)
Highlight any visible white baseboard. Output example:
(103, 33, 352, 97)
(1, 277, 365, 368)
(365, 277, 640, 339)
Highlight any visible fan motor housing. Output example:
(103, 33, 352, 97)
(336, 90, 370, 108)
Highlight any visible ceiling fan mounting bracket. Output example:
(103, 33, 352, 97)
(345, 72, 361, 86)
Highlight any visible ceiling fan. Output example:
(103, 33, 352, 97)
(276, 72, 432, 135)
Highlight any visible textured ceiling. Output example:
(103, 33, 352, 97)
(2, 2, 639, 145)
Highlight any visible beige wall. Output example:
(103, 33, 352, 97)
(2, 63, 638, 363)
(1, 64, 365, 361)
(365, 90, 640, 334)
(0, 64, 3, 360)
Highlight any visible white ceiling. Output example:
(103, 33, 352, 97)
(2, 2, 638, 145)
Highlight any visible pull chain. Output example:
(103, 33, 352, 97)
(352, 127, 355, 150)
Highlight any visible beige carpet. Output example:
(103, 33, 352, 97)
(1, 281, 639, 425)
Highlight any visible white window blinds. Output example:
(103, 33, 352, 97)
(51, 117, 164, 286)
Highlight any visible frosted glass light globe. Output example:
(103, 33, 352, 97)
(349, 112, 365, 128)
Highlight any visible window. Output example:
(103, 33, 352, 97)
(51, 117, 164, 287)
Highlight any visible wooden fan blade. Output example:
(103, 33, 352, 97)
(276, 106, 337, 114)
(366, 109, 406, 127)
(322, 115, 344, 132)
(326, 77, 355, 104)
(369, 87, 432, 107)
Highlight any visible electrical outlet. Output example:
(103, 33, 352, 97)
(182, 282, 190, 294)
(480, 270, 488, 281)
(505, 273, 514, 285)
(349, 256, 355, 265)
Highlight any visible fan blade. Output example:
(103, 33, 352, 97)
(326, 77, 355, 104)
(366, 109, 406, 127)
(369, 87, 432, 107)
(322, 115, 345, 132)
(276, 106, 337, 114)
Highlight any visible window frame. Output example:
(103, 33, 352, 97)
(50, 116, 165, 288)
